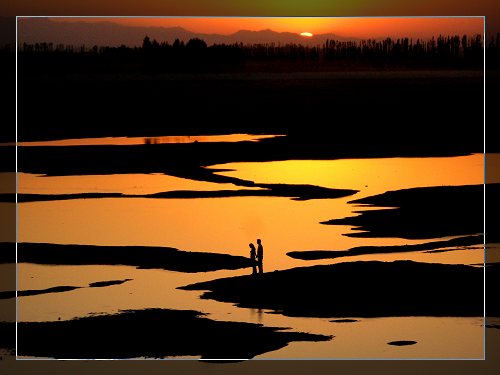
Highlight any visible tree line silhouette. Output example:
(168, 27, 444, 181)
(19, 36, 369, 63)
(18, 33, 498, 73)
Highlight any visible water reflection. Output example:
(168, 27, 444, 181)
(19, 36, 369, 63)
(18, 173, 260, 195)
(207, 154, 487, 199)
(19, 197, 435, 271)
(18, 155, 487, 270)
(17, 134, 284, 147)
(258, 316, 483, 359)
(16, 154, 490, 358)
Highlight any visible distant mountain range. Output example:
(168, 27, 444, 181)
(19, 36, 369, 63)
(17, 18, 357, 47)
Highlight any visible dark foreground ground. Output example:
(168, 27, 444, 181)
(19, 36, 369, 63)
(3, 309, 330, 359)
(17, 71, 485, 156)
(182, 260, 499, 318)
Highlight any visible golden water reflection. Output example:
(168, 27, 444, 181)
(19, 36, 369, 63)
(18, 134, 284, 147)
(19, 197, 445, 271)
(18, 154, 490, 271)
(208, 154, 487, 199)
(17, 154, 490, 358)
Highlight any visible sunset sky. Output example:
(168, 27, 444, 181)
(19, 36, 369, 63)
(51, 17, 484, 39)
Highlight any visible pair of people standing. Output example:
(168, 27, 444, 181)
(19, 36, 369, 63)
(249, 239, 264, 274)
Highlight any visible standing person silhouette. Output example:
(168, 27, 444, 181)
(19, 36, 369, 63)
(249, 243, 257, 275)
(256, 239, 264, 274)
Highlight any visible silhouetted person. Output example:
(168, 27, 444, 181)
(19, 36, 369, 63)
(249, 243, 257, 275)
(256, 239, 264, 274)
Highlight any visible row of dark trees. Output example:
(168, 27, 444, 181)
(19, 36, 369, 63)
(18, 33, 500, 72)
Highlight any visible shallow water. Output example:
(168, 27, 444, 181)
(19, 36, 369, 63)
(18, 172, 262, 195)
(18, 154, 486, 270)
(16, 153, 492, 358)
(207, 154, 486, 199)
(16, 263, 484, 359)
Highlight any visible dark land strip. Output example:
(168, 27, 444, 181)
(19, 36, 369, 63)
(148, 183, 357, 201)
(5, 182, 358, 203)
(387, 341, 417, 346)
(0, 286, 79, 300)
(181, 260, 500, 318)
(6, 69, 495, 178)
(4, 192, 124, 202)
(287, 235, 483, 261)
(7, 308, 330, 359)
(18, 285, 81, 298)
(330, 319, 359, 323)
(88, 278, 132, 287)
(0, 279, 133, 300)
(0, 242, 15, 263)
(323, 184, 495, 241)
(15, 243, 252, 272)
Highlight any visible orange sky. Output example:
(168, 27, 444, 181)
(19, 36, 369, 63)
(51, 17, 484, 39)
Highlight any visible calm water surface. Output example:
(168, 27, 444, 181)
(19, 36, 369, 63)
(16, 153, 492, 358)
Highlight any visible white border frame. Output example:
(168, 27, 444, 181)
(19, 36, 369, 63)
(14, 15, 487, 361)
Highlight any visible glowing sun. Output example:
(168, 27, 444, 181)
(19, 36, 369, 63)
(300, 32, 313, 37)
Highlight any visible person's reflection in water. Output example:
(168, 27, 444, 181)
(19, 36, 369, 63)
(257, 308, 263, 323)
(249, 243, 257, 275)
(256, 239, 264, 274)
(250, 308, 263, 323)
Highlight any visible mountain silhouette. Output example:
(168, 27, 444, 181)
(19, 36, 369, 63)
(18, 18, 355, 47)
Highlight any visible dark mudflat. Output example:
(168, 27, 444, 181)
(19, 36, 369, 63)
(0, 291, 16, 299)
(387, 341, 417, 346)
(9, 183, 357, 203)
(181, 260, 497, 318)
(330, 319, 359, 323)
(323, 184, 495, 240)
(287, 235, 483, 261)
(0, 279, 134, 300)
(18, 285, 81, 297)
(17, 243, 252, 272)
(88, 279, 132, 288)
(11, 308, 330, 359)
